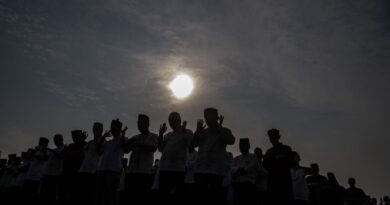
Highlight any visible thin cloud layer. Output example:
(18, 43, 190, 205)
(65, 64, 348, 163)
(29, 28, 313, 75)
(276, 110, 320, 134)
(0, 0, 389, 197)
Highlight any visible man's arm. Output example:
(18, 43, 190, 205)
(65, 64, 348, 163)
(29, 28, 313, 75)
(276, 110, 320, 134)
(157, 123, 168, 152)
(219, 127, 235, 145)
(191, 119, 205, 148)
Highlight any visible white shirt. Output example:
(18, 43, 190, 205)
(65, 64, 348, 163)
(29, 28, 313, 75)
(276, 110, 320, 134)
(193, 127, 235, 176)
(43, 146, 64, 176)
(98, 136, 125, 173)
(151, 161, 160, 190)
(127, 133, 158, 174)
(184, 150, 198, 184)
(291, 167, 309, 201)
(26, 150, 48, 181)
(232, 153, 259, 184)
(79, 140, 101, 174)
(159, 130, 193, 172)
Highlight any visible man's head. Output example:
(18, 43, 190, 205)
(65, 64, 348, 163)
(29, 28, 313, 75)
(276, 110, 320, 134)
(310, 163, 320, 175)
(93, 122, 103, 137)
(348, 177, 356, 187)
(267, 129, 280, 146)
(168, 112, 182, 131)
(204, 107, 219, 128)
(384, 196, 389, 203)
(71, 130, 84, 144)
(39, 137, 49, 148)
(137, 114, 150, 134)
(53, 134, 64, 147)
(239, 138, 250, 154)
(111, 119, 123, 136)
(254, 147, 263, 161)
(292, 151, 301, 166)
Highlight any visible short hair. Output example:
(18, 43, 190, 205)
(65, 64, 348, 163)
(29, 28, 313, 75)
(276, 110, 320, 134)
(138, 114, 149, 123)
(169, 112, 181, 119)
(93, 122, 103, 129)
(204, 107, 218, 116)
(53, 134, 63, 140)
(267, 128, 280, 137)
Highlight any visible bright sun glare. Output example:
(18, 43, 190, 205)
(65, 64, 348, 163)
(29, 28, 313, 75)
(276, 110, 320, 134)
(169, 74, 194, 99)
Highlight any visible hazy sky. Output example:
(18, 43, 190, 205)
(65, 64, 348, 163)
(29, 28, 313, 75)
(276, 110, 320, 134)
(1, 0, 389, 197)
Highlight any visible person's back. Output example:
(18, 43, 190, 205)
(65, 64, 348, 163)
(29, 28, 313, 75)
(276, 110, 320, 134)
(344, 178, 367, 205)
(263, 129, 294, 205)
(322, 172, 344, 205)
(306, 163, 328, 205)
(232, 138, 259, 205)
(63, 130, 86, 175)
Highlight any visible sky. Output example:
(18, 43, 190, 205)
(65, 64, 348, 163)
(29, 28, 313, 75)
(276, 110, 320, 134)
(0, 0, 389, 198)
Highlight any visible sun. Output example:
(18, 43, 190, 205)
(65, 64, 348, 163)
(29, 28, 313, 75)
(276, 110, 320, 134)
(169, 74, 194, 99)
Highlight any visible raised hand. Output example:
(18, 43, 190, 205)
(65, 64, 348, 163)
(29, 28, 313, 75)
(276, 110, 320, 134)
(218, 115, 224, 127)
(181, 121, 187, 131)
(159, 123, 168, 137)
(196, 119, 206, 133)
(121, 126, 128, 137)
(103, 130, 111, 138)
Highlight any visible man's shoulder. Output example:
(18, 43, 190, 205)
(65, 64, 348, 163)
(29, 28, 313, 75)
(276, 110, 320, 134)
(148, 132, 158, 139)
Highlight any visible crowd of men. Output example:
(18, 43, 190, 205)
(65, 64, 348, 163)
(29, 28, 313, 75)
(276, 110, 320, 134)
(0, 108, 388, 205)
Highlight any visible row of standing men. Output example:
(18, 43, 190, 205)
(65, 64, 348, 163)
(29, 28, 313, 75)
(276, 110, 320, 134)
(0, 108, 384, 205)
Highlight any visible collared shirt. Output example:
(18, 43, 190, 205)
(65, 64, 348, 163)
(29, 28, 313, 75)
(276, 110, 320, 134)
(159, 130, 193, 172)
(98, 136, 126, 173)
(26, 150, 48, 181)
(232, 153, 259, 184)
(43, 146, 64, 176)
(127, 133, 158, 174)
(193, 127, 235, 176)
(79, 140, 101, 174)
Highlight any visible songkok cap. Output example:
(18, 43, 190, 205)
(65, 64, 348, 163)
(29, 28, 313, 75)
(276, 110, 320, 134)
(204, 107, 218, 116)
(239, 138, 250, 146)
(111, 119, 123, 128)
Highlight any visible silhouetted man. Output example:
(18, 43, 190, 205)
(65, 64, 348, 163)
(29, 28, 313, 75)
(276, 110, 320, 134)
(62, 130, 87, 204)
(263, 128, 294, 205)
(158, 112, 193, 205)
(191, 108, 235, 205)
(96, 119, 127, 205)
(322, 172, 345, 205)
(306, 163, 328, 205)
(254, 147, 268, 205)
(41, 134, 65, 205)
(125, 114, 158, 205)
(344, 178, 367, 205)
(78, 122, 104, 205)
(290, 151, 310, 205)
(23, 137, 50, 205)
(232, 138, 259, 205)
